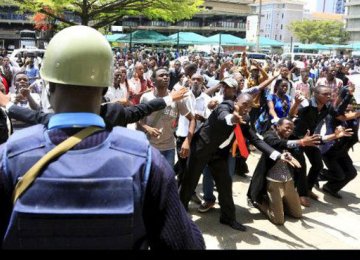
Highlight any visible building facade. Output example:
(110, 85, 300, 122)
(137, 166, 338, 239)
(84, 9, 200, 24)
(336, 0, 346, 14)
(0, 4, 34, 50)
(317, 0, 337, 13)
(117, 0, 254, 38)
(316, 0, 345, 14)
(251, 0, 305, 43)
(345, 0, 360, 42)
(1, 1, 255, 50)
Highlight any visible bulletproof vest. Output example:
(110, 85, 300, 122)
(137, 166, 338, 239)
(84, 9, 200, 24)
(2, 124, 151, 249)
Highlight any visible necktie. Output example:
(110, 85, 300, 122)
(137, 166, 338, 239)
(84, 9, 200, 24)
(233, 124, 249, 159)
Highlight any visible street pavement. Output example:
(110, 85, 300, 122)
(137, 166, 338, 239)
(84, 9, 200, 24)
(189, 143, 360, 249)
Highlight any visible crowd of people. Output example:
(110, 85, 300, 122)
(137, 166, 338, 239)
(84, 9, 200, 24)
(0, 25, 359, 249)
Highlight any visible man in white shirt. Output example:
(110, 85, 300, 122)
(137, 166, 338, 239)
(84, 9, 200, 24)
(104, 67, 129, 104)
(174, 74, 211, 186)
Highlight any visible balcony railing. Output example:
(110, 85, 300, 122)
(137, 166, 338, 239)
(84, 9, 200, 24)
(345, 14, 360, 19)
(346, 27, 360, 32)
(122, 19, 246, 29)
(345, 2, 360, 6)
(122, 24, 246, 32)
(0, 12, 33, 24)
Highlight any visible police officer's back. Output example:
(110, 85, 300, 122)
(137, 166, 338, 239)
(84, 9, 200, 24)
(0, 26, 205, 250)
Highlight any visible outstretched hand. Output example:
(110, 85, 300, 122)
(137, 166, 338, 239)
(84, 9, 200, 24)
(280, 152, 301, 168)
(231, 110, 246, 125)
(335, 126, 353, 138)
(301, 130, 321, 146)
(170, 87, 188, 102)
(294, 92, 305, 105)
(0, 91, 11, 107)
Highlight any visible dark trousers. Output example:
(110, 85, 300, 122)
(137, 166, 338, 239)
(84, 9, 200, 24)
(174, 136, 186, 187)
(179, 140, 236, 221)
(235, 156, 249, 175)
(322, 153, 357, 192)
(293, 146, 323, 196)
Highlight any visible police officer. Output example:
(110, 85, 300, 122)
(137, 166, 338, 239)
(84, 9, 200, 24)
(0, 25, 205, 250)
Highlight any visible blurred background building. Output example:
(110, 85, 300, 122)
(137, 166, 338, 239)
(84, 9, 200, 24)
(118, 0, 254, 38)
(345, 0, 360, 42)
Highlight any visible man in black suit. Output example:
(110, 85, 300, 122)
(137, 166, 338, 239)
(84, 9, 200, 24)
(179, 93, 296, 231)
(0, 88, 188, 128)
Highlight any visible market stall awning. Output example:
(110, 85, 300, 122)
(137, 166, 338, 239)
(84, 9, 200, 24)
(169, 32, 209, 45)
(258, 37, 284, 47)
(116, 30, 170, 44)
(207, 34, 254, 46)
(105, 34, 126, 42)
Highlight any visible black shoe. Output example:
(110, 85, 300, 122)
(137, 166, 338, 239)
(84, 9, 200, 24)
(322, 186, 342, 199)
(220, 218, 247, 232)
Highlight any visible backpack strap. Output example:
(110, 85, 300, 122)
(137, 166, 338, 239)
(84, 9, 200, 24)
(12, 126, 102, 204)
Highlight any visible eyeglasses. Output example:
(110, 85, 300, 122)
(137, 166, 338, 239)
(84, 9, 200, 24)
(319, 92, 331, 96)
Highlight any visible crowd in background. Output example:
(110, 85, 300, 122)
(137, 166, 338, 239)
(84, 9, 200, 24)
(0, 44, 359, 229)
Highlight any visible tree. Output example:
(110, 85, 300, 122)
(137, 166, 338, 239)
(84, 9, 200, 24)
(288, 20, 349, 44)
(2, 0, 204, 29)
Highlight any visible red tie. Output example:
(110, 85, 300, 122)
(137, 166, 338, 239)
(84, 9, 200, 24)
(234, 124, 249, 159)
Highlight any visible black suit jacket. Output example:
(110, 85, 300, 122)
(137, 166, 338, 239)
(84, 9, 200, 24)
(194, 100, 276, 157)
(7, 98, 167, 128)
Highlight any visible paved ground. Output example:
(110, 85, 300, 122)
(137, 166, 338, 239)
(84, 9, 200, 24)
(189, 143, 360, 249)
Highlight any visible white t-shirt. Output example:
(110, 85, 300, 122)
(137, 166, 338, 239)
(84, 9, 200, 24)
(176, 91, 211, 137)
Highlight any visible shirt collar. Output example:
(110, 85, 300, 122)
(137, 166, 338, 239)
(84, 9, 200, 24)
(48, 113, 105, 130)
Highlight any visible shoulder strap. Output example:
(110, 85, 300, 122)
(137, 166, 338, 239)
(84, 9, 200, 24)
(12, 126, 102, 204)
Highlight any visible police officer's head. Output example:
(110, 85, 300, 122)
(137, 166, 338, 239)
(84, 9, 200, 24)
(40, 25, 113, 114)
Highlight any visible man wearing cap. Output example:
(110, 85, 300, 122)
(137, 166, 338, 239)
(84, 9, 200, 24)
(205, 76, 238, 109)
(0, 25, 205, 250)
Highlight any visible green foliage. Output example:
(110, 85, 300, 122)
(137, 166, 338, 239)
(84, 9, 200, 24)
(8, 0, 204, 29)
(288, 19, 349, 44)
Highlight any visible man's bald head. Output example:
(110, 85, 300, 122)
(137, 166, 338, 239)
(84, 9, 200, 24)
(135, 62, 144, 78)
(237, 93, 252, 102)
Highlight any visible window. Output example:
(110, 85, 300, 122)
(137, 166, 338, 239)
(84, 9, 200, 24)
(281, 24, 283, 30)
(280, 35, 282, 40)
(275, 35, 277, 40)
(282, 13, 284, 19)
